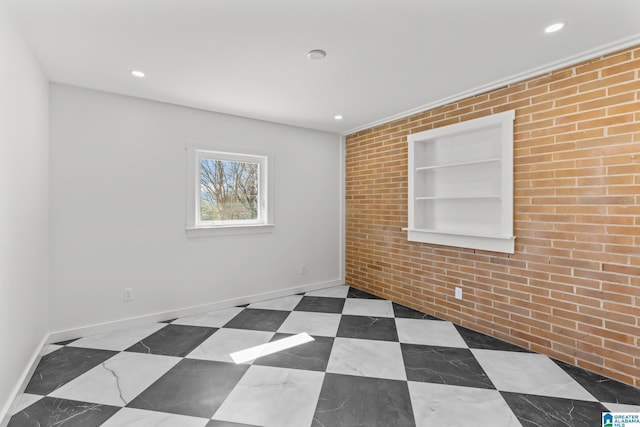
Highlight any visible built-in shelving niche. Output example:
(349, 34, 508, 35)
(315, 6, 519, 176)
(405, 110, 515, 253)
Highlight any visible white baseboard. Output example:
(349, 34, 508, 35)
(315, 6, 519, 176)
(0, 334, 50, 427)
(48, 279, 344, 343)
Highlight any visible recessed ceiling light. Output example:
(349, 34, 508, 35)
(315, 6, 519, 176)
(130, 70, 145, 78)
(544, 21, 567, 33)
(307, 49, 327, 60)
(334, 115, 343, 120)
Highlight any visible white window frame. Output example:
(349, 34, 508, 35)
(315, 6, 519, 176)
(186, 142, 274, 237)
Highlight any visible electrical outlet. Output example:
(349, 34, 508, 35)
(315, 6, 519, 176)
(299, 264, 306, 275)
(454, 287, 462, 300)
(124, 288, 133, 301)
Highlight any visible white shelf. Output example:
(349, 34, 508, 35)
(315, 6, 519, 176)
(404, 228, 516, 253)
(416, 195, 501, 201)
(403, 227, 513, 240)
(407, 110, 515, 254)
(416, 157, 501, 171)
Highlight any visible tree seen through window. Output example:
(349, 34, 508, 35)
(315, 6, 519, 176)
(200, 158, 259, 221)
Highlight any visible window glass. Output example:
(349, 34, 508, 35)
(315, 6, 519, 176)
(200, 158, 260, 222)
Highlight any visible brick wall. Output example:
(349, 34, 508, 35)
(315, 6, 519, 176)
(345, 45, 640, 387)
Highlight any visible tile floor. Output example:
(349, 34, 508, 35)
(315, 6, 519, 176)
(8, 285, 640, 426)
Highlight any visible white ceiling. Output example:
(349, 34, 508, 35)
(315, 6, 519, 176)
(6, 0, 640, 134)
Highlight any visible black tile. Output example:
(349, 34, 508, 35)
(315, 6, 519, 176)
(158, 318, 176, 324)
(312, 373, 415, 427)
(392, 302, 441, 320)
(127, 359, 249, 419)
(207, 420, 260, 427)
(294, 296, 345, 313)
(222, 308, 290, 332)
(253, 334, 334, 372)
(454, 325, 531, 352)
(401, 343, 495, 389)
(53, 338, 79, 345)
(236, 303, 249, 308)
(347, 287, 382, 299)
(501, 391, 608, 427)
(337, 315, 398, 341)
(554, 359, 640, 405)
(8, 397, 119, 427)
(125, 324, 216, 357)
(24, 347, 118, 395)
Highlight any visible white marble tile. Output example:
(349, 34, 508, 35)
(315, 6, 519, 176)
(101, 408, 209, 427)
(395, 318, 467, 348)
(212, 365, 324, 426)
(11, 393, 43, 415)
(68, 323, 166, 351)
(472, 349, 597, 401)
(605, 403, 640, 412)
(171, 306, 244, 328)
(48, 352, 180, 406)
(43, 344, 62, 355)
(409, 381, 522, 427)
(186, 328, 274, 363)
(247, 294, 303, 311)
(326, 337, 406, 381)
(277, 311, 341, 337)
(342, 298, 394, 317)
(305, 285, 349, 298)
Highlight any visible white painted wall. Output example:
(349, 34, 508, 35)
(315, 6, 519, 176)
(0, 0, 50, 420)
(49, 84, 342, 334)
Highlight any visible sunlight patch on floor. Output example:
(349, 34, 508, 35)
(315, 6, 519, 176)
(230, 332, 314, 364)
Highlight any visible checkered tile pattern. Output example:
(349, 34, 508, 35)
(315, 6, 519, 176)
(9, 285, 640, 426)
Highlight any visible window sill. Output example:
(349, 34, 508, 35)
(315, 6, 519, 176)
(186, 224, 274, 238)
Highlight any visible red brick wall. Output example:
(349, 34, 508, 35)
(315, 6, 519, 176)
(345, 46, 640, 387)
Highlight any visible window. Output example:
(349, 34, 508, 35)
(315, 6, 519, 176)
(198, 151, 264, 225)
(186, 143, 274, 236)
